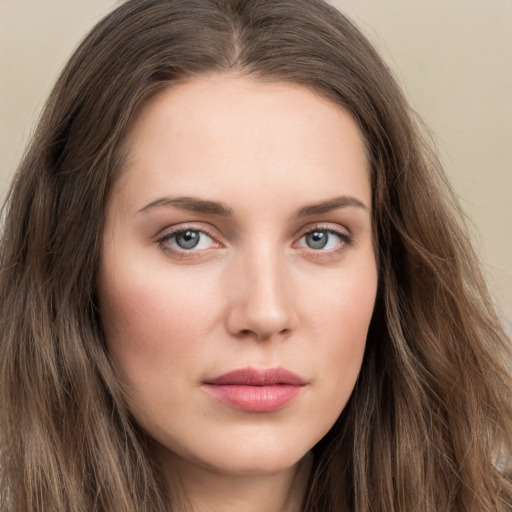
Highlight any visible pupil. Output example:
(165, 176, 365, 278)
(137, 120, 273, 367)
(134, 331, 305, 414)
(176, 230, 200, 249)
(307, 231, 328, 249)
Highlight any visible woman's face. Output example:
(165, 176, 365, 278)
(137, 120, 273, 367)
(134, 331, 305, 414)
(98, 75, 377, 477)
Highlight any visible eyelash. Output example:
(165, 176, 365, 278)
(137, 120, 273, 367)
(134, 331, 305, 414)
(157, 223, 352, 259)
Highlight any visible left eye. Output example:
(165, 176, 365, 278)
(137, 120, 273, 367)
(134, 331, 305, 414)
(162, 229, 216, 251)
(297, 229, 344, 250)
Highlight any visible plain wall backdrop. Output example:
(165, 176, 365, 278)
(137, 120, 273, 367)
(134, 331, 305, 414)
(1, 0, 511, 333)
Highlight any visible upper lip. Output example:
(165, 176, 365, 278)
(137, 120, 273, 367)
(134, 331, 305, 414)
(204, 367, 306, 386)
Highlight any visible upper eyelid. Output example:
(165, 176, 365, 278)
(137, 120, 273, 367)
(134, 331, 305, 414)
(294, 222, 351, 240)
(295, 227, 351, 247)
(157, 223, 220, 241)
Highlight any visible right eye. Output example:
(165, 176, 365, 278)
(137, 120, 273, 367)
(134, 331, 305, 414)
(158, 227, 221, 255)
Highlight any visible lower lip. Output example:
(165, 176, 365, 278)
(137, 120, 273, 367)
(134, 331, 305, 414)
(202, 384, 303, 412)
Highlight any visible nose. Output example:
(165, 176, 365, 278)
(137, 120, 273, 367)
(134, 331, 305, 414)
(224, 246, 298, 341)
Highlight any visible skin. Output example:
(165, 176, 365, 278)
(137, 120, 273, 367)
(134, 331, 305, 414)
(98, 74, 378, 512)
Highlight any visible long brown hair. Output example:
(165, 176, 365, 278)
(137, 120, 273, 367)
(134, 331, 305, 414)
(1, 0, 511, 510)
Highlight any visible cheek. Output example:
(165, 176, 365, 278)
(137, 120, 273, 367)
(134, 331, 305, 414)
(98, 260, 217, 393)
(300, 261, 377, 409)
(327, 283, 375, 356)
(303, 257, 377, 343)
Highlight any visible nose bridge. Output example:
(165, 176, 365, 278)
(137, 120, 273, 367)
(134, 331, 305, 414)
(225, 238, 296, 340)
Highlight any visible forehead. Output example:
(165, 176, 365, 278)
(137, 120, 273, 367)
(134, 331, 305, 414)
(113, 74, 370, 215)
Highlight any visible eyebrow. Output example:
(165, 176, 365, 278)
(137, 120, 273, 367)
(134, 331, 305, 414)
(138, 196, 233, 216)
(297, 195, 369, 216)
(137, 194, 369, 217)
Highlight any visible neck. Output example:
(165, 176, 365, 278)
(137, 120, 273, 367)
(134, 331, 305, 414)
(158, 451, 313, 512)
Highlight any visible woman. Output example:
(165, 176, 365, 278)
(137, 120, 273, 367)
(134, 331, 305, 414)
(1, 0, 511, 511)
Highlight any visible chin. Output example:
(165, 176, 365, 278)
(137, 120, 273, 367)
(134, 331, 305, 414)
(209, 446, 308, 476)
(155, 428, 316, 478)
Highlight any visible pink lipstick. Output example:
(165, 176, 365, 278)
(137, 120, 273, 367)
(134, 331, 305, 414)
(202, 367, 306, 412)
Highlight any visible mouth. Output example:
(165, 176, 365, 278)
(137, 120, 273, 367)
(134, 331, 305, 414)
(202, 367, 306, 413)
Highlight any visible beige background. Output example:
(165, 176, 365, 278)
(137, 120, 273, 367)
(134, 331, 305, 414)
(1, 0, 511, 334)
